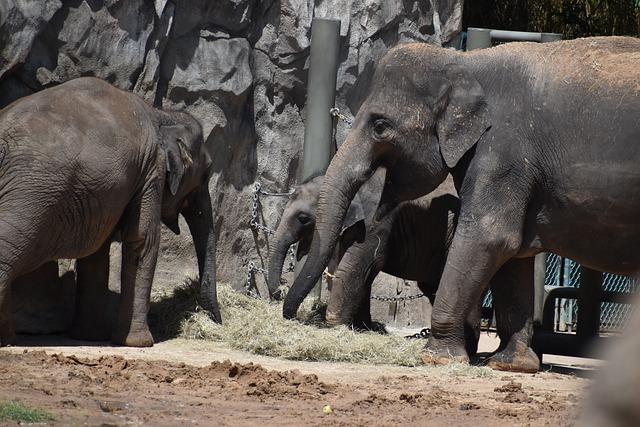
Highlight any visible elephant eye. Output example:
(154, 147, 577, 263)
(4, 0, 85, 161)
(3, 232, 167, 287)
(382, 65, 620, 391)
(371, 118, 393, 140)
(297, 213, 312, 225)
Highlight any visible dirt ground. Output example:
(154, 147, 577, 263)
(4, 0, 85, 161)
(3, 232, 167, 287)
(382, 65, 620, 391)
(0, 334, 593, 426)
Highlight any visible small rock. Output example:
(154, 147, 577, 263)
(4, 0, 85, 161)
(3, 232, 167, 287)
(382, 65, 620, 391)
(459, 402, 480, 411)
(98, 400, 128, 413)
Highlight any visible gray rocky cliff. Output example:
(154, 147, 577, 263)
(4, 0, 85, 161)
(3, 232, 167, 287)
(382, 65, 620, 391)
(1, 0, 462, 330)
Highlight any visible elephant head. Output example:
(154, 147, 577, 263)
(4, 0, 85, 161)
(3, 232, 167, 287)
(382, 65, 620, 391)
(283, 44, 491, 318)
(156, 110, 220, 323)
(267, 173, 366, 299)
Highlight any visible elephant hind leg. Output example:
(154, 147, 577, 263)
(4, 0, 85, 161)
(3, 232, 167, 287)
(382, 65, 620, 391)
(70, 240, 112, 341)
(486, 257, 540, 373)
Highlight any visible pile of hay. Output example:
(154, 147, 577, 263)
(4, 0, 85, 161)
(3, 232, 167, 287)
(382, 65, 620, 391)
(149, 280, 426, 366)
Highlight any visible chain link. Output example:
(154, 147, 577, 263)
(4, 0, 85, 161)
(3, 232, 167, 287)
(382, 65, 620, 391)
(370, 293, 427, 302)
(329, 107, 353, 128)
(246, 182, 298, 297)
(405, 328, 431, 339)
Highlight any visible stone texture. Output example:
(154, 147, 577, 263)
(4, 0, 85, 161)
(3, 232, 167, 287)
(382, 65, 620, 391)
(1, 0, 462, 331)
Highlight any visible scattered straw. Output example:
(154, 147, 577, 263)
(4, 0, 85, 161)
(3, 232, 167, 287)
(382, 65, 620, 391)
(149, 279, 494, 376)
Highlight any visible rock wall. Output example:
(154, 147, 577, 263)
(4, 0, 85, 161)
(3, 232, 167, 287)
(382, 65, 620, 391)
(1, 0, 462, 327)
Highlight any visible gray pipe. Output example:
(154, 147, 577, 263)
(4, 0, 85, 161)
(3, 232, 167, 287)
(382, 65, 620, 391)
(466, 27, 562, 51)
(301, 18, 341, 181)
(296, 18, 341, 302)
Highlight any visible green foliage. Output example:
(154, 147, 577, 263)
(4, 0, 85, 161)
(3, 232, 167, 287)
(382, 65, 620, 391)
(0, 401, 55, 423)
(464, 0, 640, 38)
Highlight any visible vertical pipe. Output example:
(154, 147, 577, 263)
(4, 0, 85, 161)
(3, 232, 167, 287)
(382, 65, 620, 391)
(466, 27, 491, 51)
(298, 18, 341, 302)
(301, 18, 341, 181)
(533, 253, 547, 326)
(577, 267, 602, 342)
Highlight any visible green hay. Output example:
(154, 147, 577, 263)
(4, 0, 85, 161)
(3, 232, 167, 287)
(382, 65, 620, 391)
(149, 280, 493, 374)
(0, 401, 55, 423)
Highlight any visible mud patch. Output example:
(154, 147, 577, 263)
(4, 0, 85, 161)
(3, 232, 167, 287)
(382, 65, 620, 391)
(0, 347, 587, 426)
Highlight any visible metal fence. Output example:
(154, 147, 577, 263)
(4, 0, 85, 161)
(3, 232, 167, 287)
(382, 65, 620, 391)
(483, 254, 637, 332)
(546, 254, 637, 332)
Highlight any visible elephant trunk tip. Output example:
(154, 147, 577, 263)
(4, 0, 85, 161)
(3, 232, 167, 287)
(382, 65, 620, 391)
(282, 302, 298, 320)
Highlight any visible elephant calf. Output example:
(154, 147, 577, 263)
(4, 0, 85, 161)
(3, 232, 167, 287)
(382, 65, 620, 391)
(0, 77, 218, 347)
(270, 173, 521, 361)
(275, 171, 539, 371)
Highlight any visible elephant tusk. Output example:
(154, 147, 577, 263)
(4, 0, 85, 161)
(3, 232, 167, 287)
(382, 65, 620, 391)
(323, 268, 335, 279)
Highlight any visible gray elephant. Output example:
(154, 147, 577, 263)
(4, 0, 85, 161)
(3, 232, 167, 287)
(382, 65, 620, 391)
(268, 173, 460, 328)
(284, 37, 640, 372)
(0, 77, 218, 347)
(269, 173, 529, 364)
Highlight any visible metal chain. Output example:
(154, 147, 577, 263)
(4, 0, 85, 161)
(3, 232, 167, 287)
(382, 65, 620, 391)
(249, 182, 294, 235)
(370, 293, 427, 302)
(246, 182, 297, 297)
(286, 243, 296, 273)
(329, 107, 353, 128)
(405, 328, 431, 339)
(245, 261, 265, 299)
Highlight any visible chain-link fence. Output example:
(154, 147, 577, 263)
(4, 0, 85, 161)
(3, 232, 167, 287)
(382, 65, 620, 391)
(482, 254, 637, 332)
(546, 254, 637, 332)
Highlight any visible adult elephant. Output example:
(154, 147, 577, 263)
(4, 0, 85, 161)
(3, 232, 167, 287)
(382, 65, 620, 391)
(283, 36, 640, 372)
(0, 77, 219, 347)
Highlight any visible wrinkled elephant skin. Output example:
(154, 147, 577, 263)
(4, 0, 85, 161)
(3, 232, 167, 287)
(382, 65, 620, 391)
(285, 37, 640, 372)
(0, 77, 218, 347)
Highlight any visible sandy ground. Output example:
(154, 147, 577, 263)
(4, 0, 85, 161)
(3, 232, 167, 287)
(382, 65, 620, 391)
(0, 333, 593, 426)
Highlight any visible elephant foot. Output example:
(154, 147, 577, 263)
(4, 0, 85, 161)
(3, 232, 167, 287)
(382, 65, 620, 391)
(0, 328, 15, 347)
(421, 337, 470, 366)
(69, 320, 111, 342)
(112, 325, 154, 348)
(486, 340, 540, 373)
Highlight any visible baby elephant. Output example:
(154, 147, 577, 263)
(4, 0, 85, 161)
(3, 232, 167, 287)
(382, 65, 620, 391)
(269, 172, 483, 355)
(271, 172, 539, 371)
(0, 77, 218, 347)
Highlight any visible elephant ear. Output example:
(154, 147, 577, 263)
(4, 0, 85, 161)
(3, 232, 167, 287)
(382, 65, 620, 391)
(296, 233, 313, 261)
(161, 125, 193, 195)
(339, 194, 366, 245)
(342, 193, 365, 233)
(436, 64, 492, 169)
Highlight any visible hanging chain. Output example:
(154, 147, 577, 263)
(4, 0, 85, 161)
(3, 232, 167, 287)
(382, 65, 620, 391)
(250, 182, 293, 235)
(329, 107, 353, 128)
(246, 182, 296, 297)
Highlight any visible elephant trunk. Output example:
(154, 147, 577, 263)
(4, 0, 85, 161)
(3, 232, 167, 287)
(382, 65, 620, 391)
(267, 222, 298, 298)
(184, 185, 221, 323)
(283, 147, 374, 319)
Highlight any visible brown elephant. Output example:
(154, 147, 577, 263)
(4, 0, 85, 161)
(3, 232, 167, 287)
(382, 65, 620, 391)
(0, 77, 218, 347)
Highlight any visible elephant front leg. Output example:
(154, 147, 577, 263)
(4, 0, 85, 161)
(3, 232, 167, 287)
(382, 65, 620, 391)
(112, 190, 161, 347)
(326, 231, 387, 329)
(486, 257, 540, 373)
(422, 221, 521, 366)
(70, 240, 112, 341)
